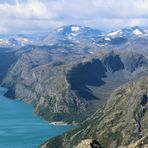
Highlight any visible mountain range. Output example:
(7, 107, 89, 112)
(0, 25, 148, 47)
(0, 25, 148, 147)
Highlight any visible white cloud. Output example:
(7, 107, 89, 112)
(0, 0, 52, 19)
(0, 0, 148, 34)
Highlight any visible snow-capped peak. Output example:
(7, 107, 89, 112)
(55, 25, 81, 36)
(131, 26, 145, 36)
(132, 28, 143, 35)
(54, 25, 103, 39)
(107, 26, 145, 38)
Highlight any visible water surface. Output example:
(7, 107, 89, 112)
(0, 87, 74, 148)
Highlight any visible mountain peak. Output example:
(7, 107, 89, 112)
(56, 25, 103, 37)
(107, 26, 145, 37)
(57, 25, 81, 33)
(42, 25, 104, 44)
(131, 26, 144, 35)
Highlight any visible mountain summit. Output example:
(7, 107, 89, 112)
(56, 25, 103, 37)
(41, 25, 104, 45)
(108, 26, 145, 37)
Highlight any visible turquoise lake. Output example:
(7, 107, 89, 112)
(0, 87, 74, 148)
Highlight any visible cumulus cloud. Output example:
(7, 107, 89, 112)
(0, 0, 148, 34)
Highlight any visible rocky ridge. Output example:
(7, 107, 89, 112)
(2, 49, 148, 123)
(41, 76, 148, 148)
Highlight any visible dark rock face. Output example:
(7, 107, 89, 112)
(66, 59, 107, 100)
(90, 140, 102, 148)
(4, 85, 16, 99)
(66, 51, 147, 103)
(122, 52, 147, 72)
(0, 49, 16, 82)
(102, 51, 124, 73)
(138, 94, 148, 128)
(141, 94, 148, 106)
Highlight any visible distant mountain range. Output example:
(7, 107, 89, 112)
(41, 25, 148, 46)
(0, 25, 148, 47)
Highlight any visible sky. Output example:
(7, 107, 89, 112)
(0, 0, 148, 34)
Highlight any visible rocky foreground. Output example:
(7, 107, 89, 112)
(57, 136, 148, 148)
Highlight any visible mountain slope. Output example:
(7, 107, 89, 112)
(0, 48, 16, 82)
(41, 76, 148, 148)
(2, 50, 148, 123)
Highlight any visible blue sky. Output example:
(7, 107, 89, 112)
(0, 0, 148, 34)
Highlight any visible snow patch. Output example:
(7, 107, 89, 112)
(48, 43, 54, 46)
(68, 36, 73, 40)
(74, 40, 80, 43)
(89, 51, 94, 54)
(71, 33, 78, 36)
(97, 44, 105, 47)
(57, 27, 64, 32)
(71, 26, 80, 32)
(105, 37, 111, 41)
(108, 30, 121, 36)
(17, 37, 29, 43)
(133, 29, 143, 35)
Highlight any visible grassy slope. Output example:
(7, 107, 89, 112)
(41, 76, 148, 148)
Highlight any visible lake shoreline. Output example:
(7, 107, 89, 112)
(49, 121, 79, 126)
(2, 86, 79, 127)
(0, 86, 75, 148)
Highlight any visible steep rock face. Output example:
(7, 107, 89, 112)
(122, 52, 147, 72)
(2, 48, 86, 122)
(42, 77, 148, 148)
(0, 49, 16, 82)
(101, 51, 124, 73)
(2, 50, 148, 123)
(66, 51, 148, 104)
(66, 59, 107, 100)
